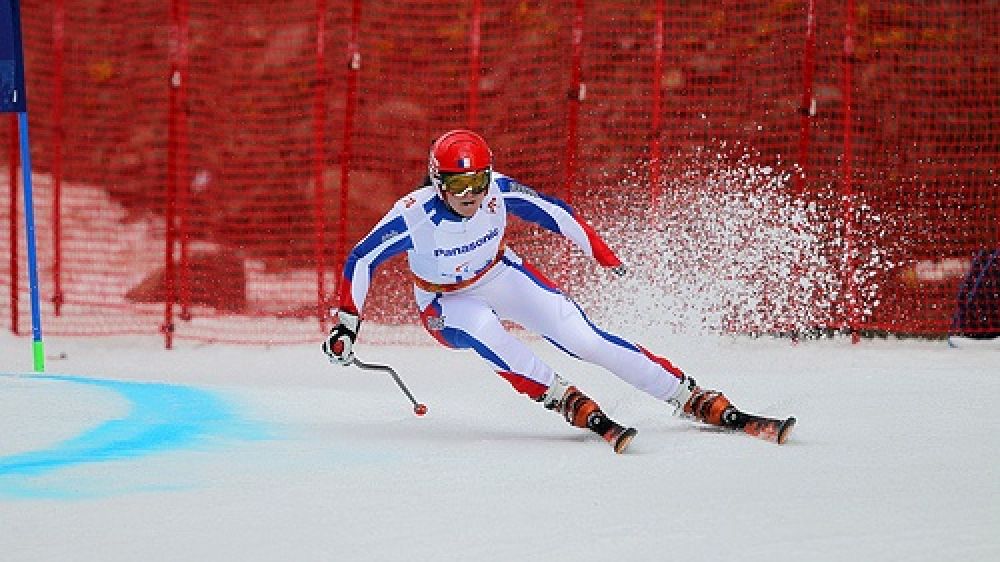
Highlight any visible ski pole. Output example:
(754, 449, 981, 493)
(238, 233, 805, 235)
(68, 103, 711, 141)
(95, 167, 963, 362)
(352, 357, 428, 417)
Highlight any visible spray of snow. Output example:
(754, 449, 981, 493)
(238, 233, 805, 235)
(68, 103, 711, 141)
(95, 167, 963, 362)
(586, 144, 902, 336)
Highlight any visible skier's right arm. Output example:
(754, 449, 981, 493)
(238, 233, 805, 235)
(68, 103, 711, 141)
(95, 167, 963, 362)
(335, 206, 414, 316)
(324, 205, 414, 365)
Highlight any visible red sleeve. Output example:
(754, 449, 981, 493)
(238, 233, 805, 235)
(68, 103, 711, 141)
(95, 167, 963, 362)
(576, 215, 622, 268)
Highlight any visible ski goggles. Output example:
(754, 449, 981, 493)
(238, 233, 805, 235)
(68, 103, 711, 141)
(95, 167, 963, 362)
(438, 170, 491, 196)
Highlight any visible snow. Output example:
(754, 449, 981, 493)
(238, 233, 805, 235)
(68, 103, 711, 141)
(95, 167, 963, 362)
(1, 329, 998, 561)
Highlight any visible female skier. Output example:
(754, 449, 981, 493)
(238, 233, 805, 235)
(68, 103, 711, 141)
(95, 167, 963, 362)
(323, 129, 789, 452)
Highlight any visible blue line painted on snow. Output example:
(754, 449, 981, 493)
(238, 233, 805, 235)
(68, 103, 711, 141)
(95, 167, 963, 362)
(0, 374, 267, 498)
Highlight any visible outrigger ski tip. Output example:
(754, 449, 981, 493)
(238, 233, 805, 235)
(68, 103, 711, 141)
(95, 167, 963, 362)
(611, 426, 638, 454)
(775, 416, 796, 445)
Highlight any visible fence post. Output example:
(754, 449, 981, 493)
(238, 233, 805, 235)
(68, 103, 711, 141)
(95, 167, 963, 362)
(781, 0, 819, 338)
(468, 0, 482, 130)
(794, 0, 817, 196)
(648, 0, 664, 204)
(337, 0, 362, 289)
(165, 0, 190, 348)
(841, 0, 859, 343)
(51, 0, 65, 316)
(562, 0, 585, 205)
(312, 0, 329, 331)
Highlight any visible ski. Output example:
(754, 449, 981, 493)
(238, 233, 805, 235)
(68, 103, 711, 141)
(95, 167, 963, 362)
(586, 410, 638, 454)
(605, 425, 638, 454)
(724, 409, 796, 445)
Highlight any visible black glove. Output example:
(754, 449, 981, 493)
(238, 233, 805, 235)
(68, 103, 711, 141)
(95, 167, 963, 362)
(610, 264, 628, 277)
(322, 310, 361, 366)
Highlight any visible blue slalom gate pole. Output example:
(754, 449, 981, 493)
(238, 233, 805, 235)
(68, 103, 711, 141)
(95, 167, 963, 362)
(3, 0, 45, 371)
(18, 111, 44, 371)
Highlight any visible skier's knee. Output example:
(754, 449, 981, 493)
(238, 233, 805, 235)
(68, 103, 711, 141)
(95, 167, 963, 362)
(496, 371, 548, 400)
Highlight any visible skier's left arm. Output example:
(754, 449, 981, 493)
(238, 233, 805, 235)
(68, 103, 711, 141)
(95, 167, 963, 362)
(496, 175, 625, 274)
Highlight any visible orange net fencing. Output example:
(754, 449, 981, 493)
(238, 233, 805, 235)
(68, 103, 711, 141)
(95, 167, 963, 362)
(2, 0, 998, 345)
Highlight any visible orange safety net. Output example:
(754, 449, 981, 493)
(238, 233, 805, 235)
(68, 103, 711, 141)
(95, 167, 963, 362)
(2, 0, 998, 346)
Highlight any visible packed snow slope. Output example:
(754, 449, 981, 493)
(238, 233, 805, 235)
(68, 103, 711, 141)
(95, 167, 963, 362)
(0, 330, 997, 562)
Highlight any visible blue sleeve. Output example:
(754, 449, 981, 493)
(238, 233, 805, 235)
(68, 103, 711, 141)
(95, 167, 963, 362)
(495, 175, 573, 235)
(338, 213, 413, 314)
(494, 174, 622, 267)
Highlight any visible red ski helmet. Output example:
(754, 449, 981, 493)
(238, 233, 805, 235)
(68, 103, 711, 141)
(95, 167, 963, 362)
(429, 129, 493, 195)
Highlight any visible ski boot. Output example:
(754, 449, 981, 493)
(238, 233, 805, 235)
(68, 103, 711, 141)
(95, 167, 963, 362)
(540, 375, 637, 454)
(668, 375, 796, 444)
(668, 375, 735, 427)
